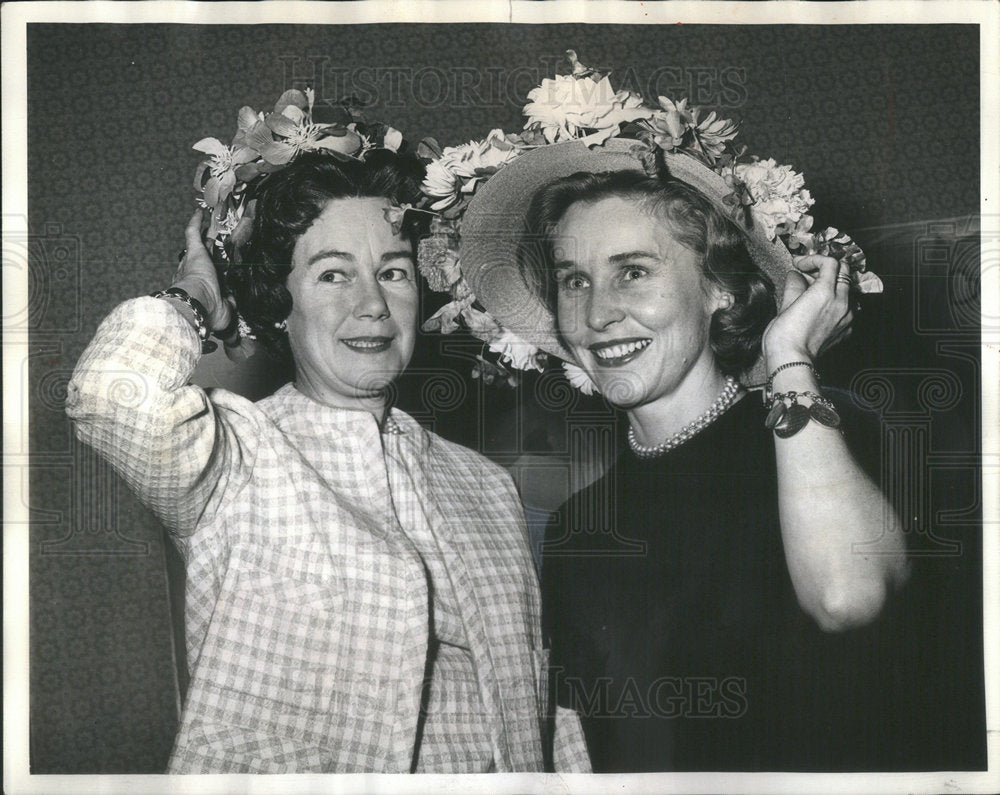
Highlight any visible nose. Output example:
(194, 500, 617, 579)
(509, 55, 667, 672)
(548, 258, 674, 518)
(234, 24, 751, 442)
(353, 275, 390, 320)
(585, 285, 625, 331)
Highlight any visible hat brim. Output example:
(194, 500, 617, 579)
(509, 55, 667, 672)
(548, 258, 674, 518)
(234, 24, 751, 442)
(458, 138, 792, 382)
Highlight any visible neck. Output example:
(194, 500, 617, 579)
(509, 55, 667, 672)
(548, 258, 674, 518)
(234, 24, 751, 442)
(293, 372, 388, 425)
(626, 358, 731, 447)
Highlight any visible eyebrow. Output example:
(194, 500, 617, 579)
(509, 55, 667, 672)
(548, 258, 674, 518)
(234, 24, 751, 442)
(306, 249, 413, 267)
(553, 250, 658, 270)
(380, 250, 414, 264)
(607, 250, 659, 264)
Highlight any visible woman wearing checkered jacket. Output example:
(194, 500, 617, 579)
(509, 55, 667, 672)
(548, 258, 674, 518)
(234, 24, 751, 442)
(65, 149, 591, 773)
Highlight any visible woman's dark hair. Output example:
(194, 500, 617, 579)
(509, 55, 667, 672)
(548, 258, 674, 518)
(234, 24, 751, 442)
(223, 148, 427, 358)
(519, 170, 777, 377)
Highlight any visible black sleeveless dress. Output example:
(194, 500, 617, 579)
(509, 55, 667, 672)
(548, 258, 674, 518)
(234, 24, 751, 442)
(542, 391, 906, 772)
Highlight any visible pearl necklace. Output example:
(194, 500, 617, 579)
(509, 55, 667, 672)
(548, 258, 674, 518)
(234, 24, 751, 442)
(627, 376, 743, 459)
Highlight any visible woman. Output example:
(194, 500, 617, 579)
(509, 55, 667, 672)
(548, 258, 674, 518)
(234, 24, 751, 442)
(453, 139, 910, 771)
(65, 145, 581, 772)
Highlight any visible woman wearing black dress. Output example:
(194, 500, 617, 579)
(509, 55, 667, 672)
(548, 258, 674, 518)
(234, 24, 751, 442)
(456, 140, 909, 771)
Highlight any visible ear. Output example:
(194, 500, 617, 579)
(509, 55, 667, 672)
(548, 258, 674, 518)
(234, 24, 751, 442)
(707, 283, 734, 313)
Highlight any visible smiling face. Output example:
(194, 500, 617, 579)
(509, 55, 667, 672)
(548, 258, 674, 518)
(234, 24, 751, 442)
(553, 195, 729, 409)
(284, 196, 418, 411)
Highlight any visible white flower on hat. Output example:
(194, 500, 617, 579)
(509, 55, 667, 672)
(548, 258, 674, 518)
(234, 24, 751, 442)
(192, 137, 258, 210)
(563, 362, 599, 395)
(463, 304, 503, 340)
(421, 159, 462, 211)
(523, 72, 653, 146)
(421, 129, 521, 211)
(382, 126, 404, 152)
(214, 203, 246, 238)
(487, 328, 546, 372)
(733, 158, 815, 241)
(421, 295, 475, 334)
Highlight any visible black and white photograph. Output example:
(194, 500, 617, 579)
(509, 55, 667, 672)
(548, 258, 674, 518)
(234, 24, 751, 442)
(4, 1, 998, 792)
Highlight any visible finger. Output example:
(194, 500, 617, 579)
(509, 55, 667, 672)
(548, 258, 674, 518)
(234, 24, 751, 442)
(792, 254, 822, 276)
(793, 254, 839, 276)
(811, 255, 840, 292)
(185, 209, 203, 250)
(790, 260, 819, 286)
(217, 296, 237, 337)
(790, 258, 819, 287)
(834, 260, 854, 297)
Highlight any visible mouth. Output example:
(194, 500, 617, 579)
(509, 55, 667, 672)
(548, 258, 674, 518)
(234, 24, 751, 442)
(341, 336, 393, 354)
(588, 337, 652, 367)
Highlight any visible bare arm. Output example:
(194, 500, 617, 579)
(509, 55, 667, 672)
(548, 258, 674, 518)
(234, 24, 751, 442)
(763, 256, 909, 632)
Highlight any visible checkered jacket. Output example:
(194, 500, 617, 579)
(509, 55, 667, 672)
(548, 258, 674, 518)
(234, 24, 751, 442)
(66, 298, 591, 773)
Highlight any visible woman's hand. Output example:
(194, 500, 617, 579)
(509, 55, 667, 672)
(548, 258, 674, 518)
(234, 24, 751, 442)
(762, 254, 853, 366)
(172, 209, 234, 333)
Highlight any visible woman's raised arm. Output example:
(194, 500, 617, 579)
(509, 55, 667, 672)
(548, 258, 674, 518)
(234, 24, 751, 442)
(764, 255, 909, 631)
(65, 211, 257, 537)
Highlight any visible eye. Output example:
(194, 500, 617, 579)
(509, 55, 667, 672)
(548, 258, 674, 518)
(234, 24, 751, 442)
(621, 265, 647, 282)
(318, 269, 348, 283)
(557, 271, 589, 291)
(378, 266, 412, 283)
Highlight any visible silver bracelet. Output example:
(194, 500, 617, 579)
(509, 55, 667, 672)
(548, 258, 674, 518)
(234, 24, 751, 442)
(763, 361, 819, 406)
(765, 390, 841, 438)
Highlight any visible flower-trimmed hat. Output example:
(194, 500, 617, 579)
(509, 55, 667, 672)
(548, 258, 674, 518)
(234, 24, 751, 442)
(415, 50, 882, 388)
(192, 88, 403, 254)
(457, 138, 795, 365)
(189, 87, 414, 347)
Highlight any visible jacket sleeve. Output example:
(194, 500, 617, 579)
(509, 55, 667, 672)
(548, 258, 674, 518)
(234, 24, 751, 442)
(65, 296, 258, 537)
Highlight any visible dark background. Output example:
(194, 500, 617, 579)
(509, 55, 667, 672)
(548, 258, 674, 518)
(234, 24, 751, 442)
(26, 23, 986, 772)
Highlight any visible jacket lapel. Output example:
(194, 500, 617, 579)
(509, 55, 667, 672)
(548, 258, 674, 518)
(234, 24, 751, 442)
(431, 532, 512, 768)
(391, 421, 514, 770)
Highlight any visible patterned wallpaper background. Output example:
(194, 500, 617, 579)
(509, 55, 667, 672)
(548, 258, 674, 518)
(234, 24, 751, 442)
(26, 23, 983, 771)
